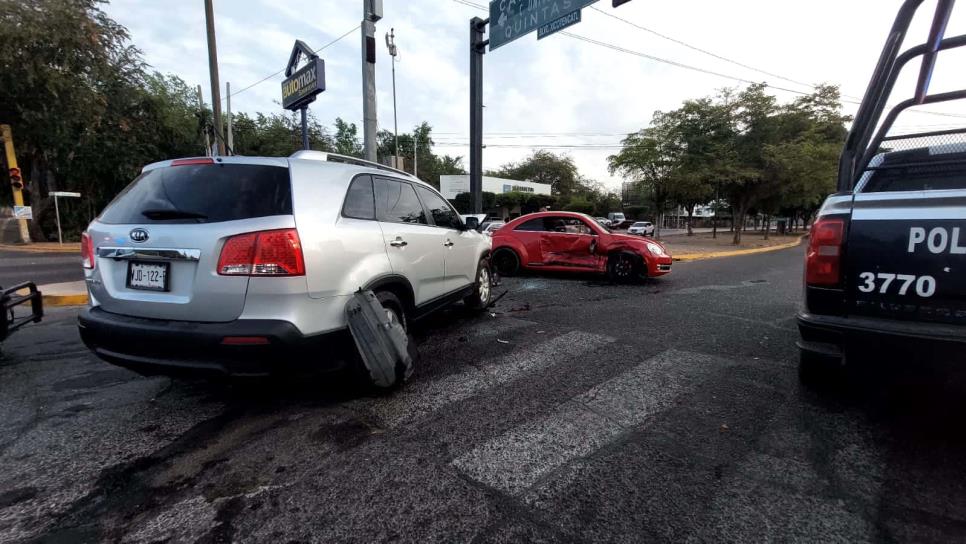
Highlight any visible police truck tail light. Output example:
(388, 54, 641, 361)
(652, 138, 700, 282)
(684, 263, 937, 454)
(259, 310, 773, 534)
(81, 232, 95, 270)
(805, 218, 845, 286)
(218, 229, 305, 276)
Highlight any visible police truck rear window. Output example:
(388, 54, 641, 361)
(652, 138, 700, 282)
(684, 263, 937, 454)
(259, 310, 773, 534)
(863, 151, 966, 192)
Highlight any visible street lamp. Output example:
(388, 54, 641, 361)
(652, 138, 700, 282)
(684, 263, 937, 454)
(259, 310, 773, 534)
(385, 28, 399, 169)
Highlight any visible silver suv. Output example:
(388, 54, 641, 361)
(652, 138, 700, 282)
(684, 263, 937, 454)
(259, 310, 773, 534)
(77, 151, 492, 380)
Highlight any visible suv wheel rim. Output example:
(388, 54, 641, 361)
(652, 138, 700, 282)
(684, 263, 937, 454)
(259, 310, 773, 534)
(479, 267, 491, 304)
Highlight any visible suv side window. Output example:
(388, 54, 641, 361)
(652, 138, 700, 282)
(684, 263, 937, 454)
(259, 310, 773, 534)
(515, 218, 547, 232)
(414, 185, 461, 230)
(342, 175, 375, 220)
(374, 178, 427, 224)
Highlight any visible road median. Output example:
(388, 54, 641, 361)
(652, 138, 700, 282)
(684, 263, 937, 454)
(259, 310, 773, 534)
(663, 233, 806, 262)
(0, 242, 81, 254)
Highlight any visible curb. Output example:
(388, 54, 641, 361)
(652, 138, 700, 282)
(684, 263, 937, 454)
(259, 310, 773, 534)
(43, 293, 89, 307)
(0, 244, 81, 254)
(672, 235, 806, 262)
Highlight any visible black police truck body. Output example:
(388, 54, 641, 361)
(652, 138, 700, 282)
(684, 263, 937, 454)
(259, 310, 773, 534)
(798, 0, 966, 380)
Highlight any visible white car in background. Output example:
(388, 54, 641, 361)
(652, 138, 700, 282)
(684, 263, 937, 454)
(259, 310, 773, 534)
(481, 221, 505, 236)
(627, 221, 655, 236)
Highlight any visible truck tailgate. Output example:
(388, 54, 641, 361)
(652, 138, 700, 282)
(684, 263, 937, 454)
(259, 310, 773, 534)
(847, 190, 966, 325)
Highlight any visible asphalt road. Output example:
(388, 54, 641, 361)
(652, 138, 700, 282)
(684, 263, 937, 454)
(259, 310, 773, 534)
(0, 250, 83, 288)
(3, 243, 966, 543)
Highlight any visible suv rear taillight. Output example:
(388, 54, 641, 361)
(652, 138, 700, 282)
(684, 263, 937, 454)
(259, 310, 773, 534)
(805, 218, 845, 286)
(217, 229, 305, 276)
(81, 232, 95, 270)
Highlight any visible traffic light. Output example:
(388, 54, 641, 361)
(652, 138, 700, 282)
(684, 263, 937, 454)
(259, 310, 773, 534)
(8, 167, 22, 190)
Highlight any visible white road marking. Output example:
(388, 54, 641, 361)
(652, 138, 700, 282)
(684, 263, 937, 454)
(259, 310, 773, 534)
(452, 350, 721, 496)
(355, 330, 615, 430)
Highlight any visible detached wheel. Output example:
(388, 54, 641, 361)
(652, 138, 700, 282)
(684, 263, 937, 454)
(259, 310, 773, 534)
(350, 290, 413, 392)
(492, 248, 520, 276)
(464, 258, 492, 311)
(608, 253, 641, 283)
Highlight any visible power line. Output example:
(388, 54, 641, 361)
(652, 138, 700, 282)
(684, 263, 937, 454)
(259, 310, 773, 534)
(587, 5, 818, 91)
(224, 25, 359, 101)
(450, 0, 966, 120)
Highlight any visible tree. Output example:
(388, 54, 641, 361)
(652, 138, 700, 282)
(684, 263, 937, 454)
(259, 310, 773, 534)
(608, 115, 681, 238)
(495, 150, 581, 196)
(333, 118, 363, 157)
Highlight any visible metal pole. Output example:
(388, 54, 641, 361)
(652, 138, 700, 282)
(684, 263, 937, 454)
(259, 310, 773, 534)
(204, 0, 225, 156)
(300, 106, 309, 150)
(469, 17, 487, 214)
(54, 195, 62, 245)
(361, 4, 378, 162)
(387, 28, 399, 169)
(413, 138, 418, 178)
(226, 81, 234, 154)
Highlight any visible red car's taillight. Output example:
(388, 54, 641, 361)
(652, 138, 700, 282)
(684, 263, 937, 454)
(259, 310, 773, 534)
(805, 217, 845, 286)
(81, 231, 95, 270)
(217, 229, 305, 276)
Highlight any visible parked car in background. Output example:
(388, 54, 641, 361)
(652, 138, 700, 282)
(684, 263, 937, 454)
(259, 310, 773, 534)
(77, 151, 493, 386)
(627, 221, 655, 236)
(491, 211, 672, 283)
(595, 217, 611, 227)
(606, 212, 625, 226)
(481, 221, 505, 236)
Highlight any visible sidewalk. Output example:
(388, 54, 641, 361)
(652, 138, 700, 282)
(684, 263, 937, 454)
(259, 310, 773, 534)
(0, 242, 81, 254)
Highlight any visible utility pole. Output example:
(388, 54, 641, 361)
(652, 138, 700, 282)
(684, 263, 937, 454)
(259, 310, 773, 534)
(1, 125, 30, 244)
(226, 81, 234, 154)
(204, 0, 225, 156)
(361, 0, 382, 162)
(197, 85, 211, 156)
(413, 137, 418, 178)
(386, 28, 399, 169)
(469, 17, 488, 214)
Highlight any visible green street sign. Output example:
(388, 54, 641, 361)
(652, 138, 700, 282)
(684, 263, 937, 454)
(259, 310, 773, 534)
(537, 9, 582, 40)
(489, 0, 598, 51)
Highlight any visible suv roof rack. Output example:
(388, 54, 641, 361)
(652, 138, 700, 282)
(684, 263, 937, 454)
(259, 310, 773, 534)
(289, 150, 418, 179)
(839, 0, 965, 191)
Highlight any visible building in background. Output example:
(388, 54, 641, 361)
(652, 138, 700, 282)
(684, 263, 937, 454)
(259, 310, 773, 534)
(439, 175, 551, 200)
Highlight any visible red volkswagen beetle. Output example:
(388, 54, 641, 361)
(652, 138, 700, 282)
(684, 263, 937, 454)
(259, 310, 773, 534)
(490, 211, 672, 282)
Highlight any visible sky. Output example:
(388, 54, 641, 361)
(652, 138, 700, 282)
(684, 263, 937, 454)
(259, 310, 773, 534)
(102, 0, 966, 190)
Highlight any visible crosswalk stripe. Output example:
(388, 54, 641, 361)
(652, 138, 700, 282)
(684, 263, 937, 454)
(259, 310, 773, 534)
(452, 350, 719, 496)
(354, 330, 615, 430)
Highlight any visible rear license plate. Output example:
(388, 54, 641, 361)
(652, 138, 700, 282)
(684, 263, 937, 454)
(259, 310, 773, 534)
(127, 261, 169, 291)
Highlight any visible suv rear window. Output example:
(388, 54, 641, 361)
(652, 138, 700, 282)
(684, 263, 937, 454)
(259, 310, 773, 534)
(99, 164, 292, 224)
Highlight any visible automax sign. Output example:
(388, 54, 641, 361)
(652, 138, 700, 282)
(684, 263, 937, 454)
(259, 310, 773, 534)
(281, 57, 325, 111)
(489, 0, 598, 50)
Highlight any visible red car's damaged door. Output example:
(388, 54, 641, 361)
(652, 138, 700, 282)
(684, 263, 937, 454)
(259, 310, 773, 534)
(539, 217, 600, 269)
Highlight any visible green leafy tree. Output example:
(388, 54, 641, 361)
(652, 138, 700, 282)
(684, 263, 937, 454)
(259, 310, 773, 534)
(495, 150, 581, 196)
(333, 118, 363, 157)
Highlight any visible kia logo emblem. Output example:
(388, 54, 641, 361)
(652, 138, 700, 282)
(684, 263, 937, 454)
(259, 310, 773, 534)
(130, 228, 149, 243)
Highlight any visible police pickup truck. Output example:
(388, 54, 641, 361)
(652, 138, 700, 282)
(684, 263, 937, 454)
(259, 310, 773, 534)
(797, 0, 966, 384)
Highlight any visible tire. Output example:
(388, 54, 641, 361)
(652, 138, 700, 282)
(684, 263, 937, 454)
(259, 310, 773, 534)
(463, 258, 492, 311)
(492, 248, 520, 276)
(351, 290, 412, 392)
(798, 348, 841, 391)
(608, 252, 642, 283)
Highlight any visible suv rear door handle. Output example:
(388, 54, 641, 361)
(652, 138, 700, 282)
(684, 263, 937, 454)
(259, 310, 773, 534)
(443, 240, 454, 247)
(389, 238, 408, 247)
